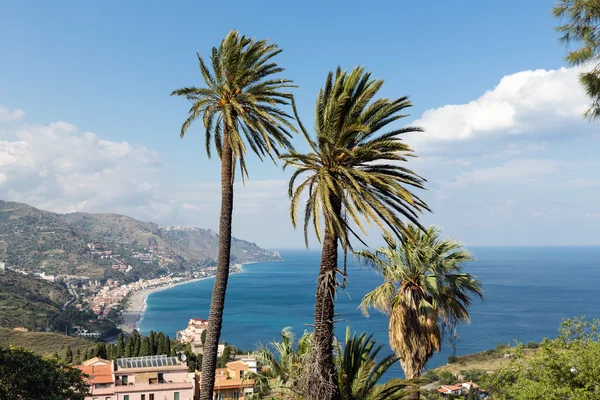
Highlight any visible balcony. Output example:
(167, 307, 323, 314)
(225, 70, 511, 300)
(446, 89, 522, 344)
(114, 381, 194, 393)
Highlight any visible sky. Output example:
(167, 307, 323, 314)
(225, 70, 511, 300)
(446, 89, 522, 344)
(0, 0, 598, 248)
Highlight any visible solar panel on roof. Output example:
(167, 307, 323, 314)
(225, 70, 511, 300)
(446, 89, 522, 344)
(116, 354, 179, 369)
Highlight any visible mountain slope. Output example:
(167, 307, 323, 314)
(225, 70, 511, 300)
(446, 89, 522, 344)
(0, 200, 281, 279)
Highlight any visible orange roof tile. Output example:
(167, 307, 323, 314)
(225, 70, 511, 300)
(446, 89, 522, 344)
(213, 378, 254, 390)
(75, 364, 113, 385)
(226, 361, 249, 370)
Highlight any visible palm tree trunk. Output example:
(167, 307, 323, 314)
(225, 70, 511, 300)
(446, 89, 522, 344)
(306, 199, 341, 400)
(199, 126, 234, 400)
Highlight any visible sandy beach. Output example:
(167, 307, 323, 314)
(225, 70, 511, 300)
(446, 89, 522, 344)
(119, 277, 210, 333)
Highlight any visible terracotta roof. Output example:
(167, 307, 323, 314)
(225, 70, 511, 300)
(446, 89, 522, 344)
(76, 364, 114, 384)
(213, 378, 254, 390)
(226, 361, 249, 370)
(81, 357, 111, 366)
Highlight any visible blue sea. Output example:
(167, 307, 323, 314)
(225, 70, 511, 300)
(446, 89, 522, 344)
(140, 247, 600, 376)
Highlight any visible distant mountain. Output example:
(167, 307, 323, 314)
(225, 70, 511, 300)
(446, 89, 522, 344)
(0, 200, 281, 280)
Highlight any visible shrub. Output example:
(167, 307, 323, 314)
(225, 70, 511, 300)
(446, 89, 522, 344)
(422, 370, 440, 383)
(447, 354, 458, 363)
(526, 341, 539, 349)
(439, 370, 455, 385)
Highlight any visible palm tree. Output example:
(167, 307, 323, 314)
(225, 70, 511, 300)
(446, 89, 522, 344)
(252, 327, 410, 400)
(171, 30, 296, 400)
(553, 0, 600, 119)
(357, 225, 483, 399)
(283, 67, 429, 400)
(336, 327, 411, 400)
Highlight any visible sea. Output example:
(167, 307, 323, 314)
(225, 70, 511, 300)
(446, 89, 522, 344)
(139, 246, 600, 376)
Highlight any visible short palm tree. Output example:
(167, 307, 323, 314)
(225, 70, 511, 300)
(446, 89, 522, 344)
(357, 225, 483, 399)
(336, 327, 411, 400)
(171, 30, 296, 400)
(252, 327, 410, 400)
(283, 67, 429, 400)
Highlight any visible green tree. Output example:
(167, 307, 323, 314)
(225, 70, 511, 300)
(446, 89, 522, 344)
(0, 345, 89, 400)
(201, 329, 207, 346)
(484, 317, 600, 399)
(82, 349, 89, 362)
(134, 333, 141, 357)
(139, 337, 150, 357)
(357, 225, 482, 398)
(96, 343, 107, 359)
(165, 335, 172, 357)
(218, 346, 231, 368)
(117, 332, 125, 358)
(124, 336, 134, 358)
(553, 0, 600, 119)
(74, 348, 81, 365)
(283, 67, 428, 400)
(171, 30, 296, 400)
(149, 331, 156, 354)
(156, 332, 166, 355)
(65, 346, 73, 364)
(438, 371, 455, 385)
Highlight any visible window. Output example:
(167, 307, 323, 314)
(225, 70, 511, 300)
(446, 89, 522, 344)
(106, 398, 111, 400)
(141, 395, 145, 400)
(233, 392, 239, 400)
(174, 393, 180, 400)
(122, 376, 128, 384)
(149, 395, 154, 400)
(124, 396, 129, 400)
(158, 372, 164, 383)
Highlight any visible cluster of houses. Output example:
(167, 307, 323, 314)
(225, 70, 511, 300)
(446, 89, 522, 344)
(1, 261, 56, 282)
(75, 354, 257, 400)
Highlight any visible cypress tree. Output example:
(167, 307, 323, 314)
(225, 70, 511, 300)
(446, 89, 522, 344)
(96, 343, 107, 359)
(165, 335, 171, 357)
(134, 332, 141, 357)
(82, 349, 89, 361)
(65, 346, 73, 364)
(156, 332, 166, 355)
(125, 336, 134, 358)
(139, 337, 150, 357)
(74, 349, 81, 365)
(117, 333, 125, 358)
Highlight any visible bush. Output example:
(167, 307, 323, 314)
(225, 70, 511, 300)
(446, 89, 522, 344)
(526, 341, 539, 349)
(459, 368, 487, 382)
(439, 370, 455, 385)
(495, 343, 509, 352)
(447, 354, 458, 363)
(421, 370, 440, 383)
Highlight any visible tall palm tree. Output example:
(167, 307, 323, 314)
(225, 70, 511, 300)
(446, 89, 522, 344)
(171, 30, 296, 400)
(357, 225, 483, 399)
(553, 0, 600, 119)
(252, 327, 410, 400)
(283, 67, 429, 400)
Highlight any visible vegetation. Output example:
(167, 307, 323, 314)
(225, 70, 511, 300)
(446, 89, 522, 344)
(553, 0, 600, 119)
(0, 326, 95, 358)
(0, 270, 69, 330)
(484, 317, 600, 399)
(0, 345, 89, 399)
(357, 225, 482, 387)
(171, 30, 296, 400)
(252, 327, 411, 400)
(283, 66, 428, 400)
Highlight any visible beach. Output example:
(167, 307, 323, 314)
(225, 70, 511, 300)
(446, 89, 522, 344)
(119, 277, 211, 333)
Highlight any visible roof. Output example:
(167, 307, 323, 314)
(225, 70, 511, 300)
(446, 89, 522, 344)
(82, 357, 111, 366)
(437, 384, 464, 393)
(226, 361, 249, 370)
(213, 378, 254, 390)
(76, 364, 113, 385)
(116, 355, 180, 369)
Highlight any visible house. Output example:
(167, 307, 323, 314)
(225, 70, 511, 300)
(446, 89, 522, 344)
(202, 360, 255, 400)
(177, 318, 208, 355)
(75, 358, 115, 400)
(437, 384, 464, 396)
(437, 382, 487, 399)
(114, 355, 194, 400)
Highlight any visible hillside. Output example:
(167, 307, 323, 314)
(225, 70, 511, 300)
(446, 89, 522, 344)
(0, 270, 69, 330)
(0, 326, 94, 357)
(0, 200, 282, 280)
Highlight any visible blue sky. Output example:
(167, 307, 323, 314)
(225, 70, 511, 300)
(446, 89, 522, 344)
(0, 0, 598, 248)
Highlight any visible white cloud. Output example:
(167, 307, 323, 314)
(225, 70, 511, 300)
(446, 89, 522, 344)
(0, 106, 25, 122)
(451, 159, 559, 186)
(0, 119, 162, 215)
(410, 66, 590, 150)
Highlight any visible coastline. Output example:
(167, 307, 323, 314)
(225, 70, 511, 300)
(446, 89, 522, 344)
(119, 263, 251, 333)
(119, 276, 211, 333)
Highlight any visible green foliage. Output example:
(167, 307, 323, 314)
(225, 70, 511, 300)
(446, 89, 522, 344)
(251, 327, 411, 400)
(553, 0, 600, 119)
(447, 354, 458, 364)
(525, 341, 539, 349)
(139, 337, 150, 356)
(283, 67, 428, 250)
(459, 369, 487, 383)
(484, 317, 600, 399)
(0, 345, 89, 399)
(438, 370, 456, 385)
(217, 346, 231, 368)
(95, 342, 107, 359)
(65, 346, 73, 364)
(357, 225, 482, 379)
(421, 370, 439, 383)
(201, 329, 207, 346)
(0, 326, 94, 358)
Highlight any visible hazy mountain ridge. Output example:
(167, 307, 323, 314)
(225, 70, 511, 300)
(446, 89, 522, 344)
(0, 200, 282, 279)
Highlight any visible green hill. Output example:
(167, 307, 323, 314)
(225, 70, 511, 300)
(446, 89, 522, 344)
(0, 200, 282, 280)
(0, 270, 69, 330)
(0, 326, 94, 358)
